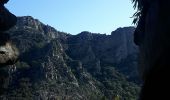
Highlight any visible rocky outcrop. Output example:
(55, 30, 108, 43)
(66, 27, 139, 81)
(0, 16, 140, 100)
(0, 0, 19, 66)
(0, 33, 19, 66)
(0, 0, 19, 97)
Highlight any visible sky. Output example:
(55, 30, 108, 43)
(6, 0, 135, 35)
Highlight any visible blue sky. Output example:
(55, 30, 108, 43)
(6, 0, 135, 34)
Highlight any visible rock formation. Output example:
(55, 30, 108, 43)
(0, 0, 19, 96)
(133, 0, 170, 99)
(0, 0, 19, 66)
(0, 16, 140, 100)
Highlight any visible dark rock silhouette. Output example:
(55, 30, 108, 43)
(0, 6, 17, 31)
(133, 0, 170, 99)
(0, 0, 18, 66)
(0, 0, 18, 96)
(0, 0, 9, 5)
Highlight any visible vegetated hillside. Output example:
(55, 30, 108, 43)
(0, 16, 140, 100)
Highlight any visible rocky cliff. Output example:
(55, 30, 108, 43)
(0, 16, 140, 100)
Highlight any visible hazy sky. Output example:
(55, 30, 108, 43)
(6, 0, 135, 34)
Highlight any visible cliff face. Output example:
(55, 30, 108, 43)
(0, 16, 140, 100)
(66, 27, 139, 82)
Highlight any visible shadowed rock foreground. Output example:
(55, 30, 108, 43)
(0, 0, 19, 66)
(133, 0, 170, 99)
(0, 0, 19, 97)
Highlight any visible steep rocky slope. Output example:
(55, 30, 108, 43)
(0, 16, 140, 100)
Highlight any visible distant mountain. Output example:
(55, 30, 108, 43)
(0, 16, 140, 100)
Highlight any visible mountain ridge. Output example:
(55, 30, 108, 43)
(0, 16, 140, 100)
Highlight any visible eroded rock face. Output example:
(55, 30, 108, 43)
(0, 42, 19, 66)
